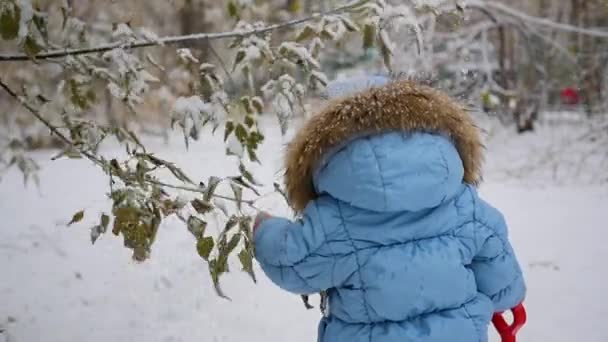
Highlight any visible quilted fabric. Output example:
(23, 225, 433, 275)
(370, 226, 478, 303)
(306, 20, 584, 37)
(254, 132, 526, 342)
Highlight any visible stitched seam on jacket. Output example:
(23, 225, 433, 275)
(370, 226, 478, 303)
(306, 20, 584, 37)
(367, 137, 388, 211)
(489, 270, 523, 299)
(264, 217, 328, 267)
(315, 200, 338, 287)
(461, 305, 484, 342)
(434, 138, 451, 186)
(472, 196, 522, 300)
(336, 201, 373, 342)
(330, 296, 480, 325)
(290, 264, 316, 292)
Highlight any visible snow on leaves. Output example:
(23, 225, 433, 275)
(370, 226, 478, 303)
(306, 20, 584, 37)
(0, 0, 453, 298)
(262, 74, 305, 134)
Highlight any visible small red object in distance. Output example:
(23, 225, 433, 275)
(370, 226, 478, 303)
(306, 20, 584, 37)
(560, 87, 579, 105)
(492, 303, 527, 342)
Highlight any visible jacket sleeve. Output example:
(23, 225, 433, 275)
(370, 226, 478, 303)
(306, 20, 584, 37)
(254, 199, 349, 295)
(471, 198, 526, 312)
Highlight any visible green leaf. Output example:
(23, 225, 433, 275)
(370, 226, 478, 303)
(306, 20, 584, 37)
(204, 176, 221, 202)
(251, 97, 264, 114)
(244, 115, 255, 128)
(230, 183, 243, 210)
(196, 236, 214, 261)
(225, 233, 241, 254)
(362, 24, 376, 50)
(191, 199, 214, 214)
(240, 96, 253, 114)
(101, 213, 110, 230)
(235, 124, 247, 143)
(378, 30, 393, 72)
(340, 16, 359, 32)
(209, 258, 230, 299)
(287, 0, 301, 13)
(68, 210, 85, 226)
(232, 176, 261, 196)
(0, 0, 20, 40)
(238, 249, 256, 282)
(296, 25, 316, 42)
(232, 49, 246, 72)
(91, 213, 110, 245)
(224, 215, 239, 232)
(224, 121, 235, 141)
(239, 163, 260, 186)
(187, 215, 208, 239)
(68, 78, 94, 110)
(23, 35, 43, 57)
(227, 1, 239, 18)
(273, 182, 290, 203)
(32, 12, 48, 41)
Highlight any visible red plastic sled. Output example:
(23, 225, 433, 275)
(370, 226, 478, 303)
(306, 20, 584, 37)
(492, 303, 527, 342)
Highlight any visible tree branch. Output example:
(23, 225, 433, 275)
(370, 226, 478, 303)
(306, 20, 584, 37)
(0, 1, 365, 62)
(467, 0, 608, 39)
(0, 77, 104, 167)
(0, 78, 266, 208)
(148, 179, 255, 205)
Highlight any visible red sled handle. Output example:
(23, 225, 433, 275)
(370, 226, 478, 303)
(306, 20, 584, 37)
(492, 303, 527, 342)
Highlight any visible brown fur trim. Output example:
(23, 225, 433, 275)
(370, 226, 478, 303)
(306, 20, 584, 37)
(285, 80, 484, 213)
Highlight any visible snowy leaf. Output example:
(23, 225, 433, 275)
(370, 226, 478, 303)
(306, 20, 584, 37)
(232, 49, 246, 71)
(68, 210, 85, 226)
(226, 134, 244, 158)
(101, 213, 110, 230)
(23, 34, 43, 56)
(90, 225, 102, 244)
(362, 23, 376, 49)
(230, 183, 243, 210)
(177, 48, 199, 64)
(138, 27, 160, 43)
(224, 215, 239, 233)
(191, 199, 214, 215)
(224, 121, 235, 141)
(0, 0, 20, 40)
(296, 25, 316, 42)
(238, 249, 256, 282)
(339, 16, 359, 32)
(204, 176, 221, 202)
(227, 1, 239, 18)
(251, 97, 264, 114)
(239, 162, 260, 186)
(196, 236, 214, 261)
(188, 215, 208, 239)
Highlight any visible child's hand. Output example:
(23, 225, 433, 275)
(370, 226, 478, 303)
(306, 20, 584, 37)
(253, 211, 272, 235)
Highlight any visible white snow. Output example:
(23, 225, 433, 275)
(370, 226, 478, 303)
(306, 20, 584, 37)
(1, 117, 607, 342)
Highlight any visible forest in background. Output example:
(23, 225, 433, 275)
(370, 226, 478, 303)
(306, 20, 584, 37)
(0, 0, 606, 291)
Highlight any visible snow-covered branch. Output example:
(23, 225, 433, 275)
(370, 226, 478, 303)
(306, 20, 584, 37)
(0, 1, 364, 62)
(467, 0, 608, 39)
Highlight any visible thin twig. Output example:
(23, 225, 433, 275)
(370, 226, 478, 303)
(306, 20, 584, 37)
(0, 78, 104, 167)
(0, 1, 365, 62)
(467, 0, 608, 39)
(0, 78, 267, 206)
(148, 179, 260, 205)
(207, 41, 236, 90)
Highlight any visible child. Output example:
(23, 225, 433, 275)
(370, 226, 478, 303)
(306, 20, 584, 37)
(253, 77, 526, 342)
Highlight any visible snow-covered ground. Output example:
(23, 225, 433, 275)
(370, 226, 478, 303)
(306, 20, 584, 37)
(1, 118, 607, 342)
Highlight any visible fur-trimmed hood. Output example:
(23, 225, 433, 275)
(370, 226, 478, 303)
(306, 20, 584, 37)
(284, 77, 483, 213)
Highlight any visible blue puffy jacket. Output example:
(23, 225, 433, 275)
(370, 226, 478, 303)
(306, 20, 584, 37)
(254, 78, 526, 342)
